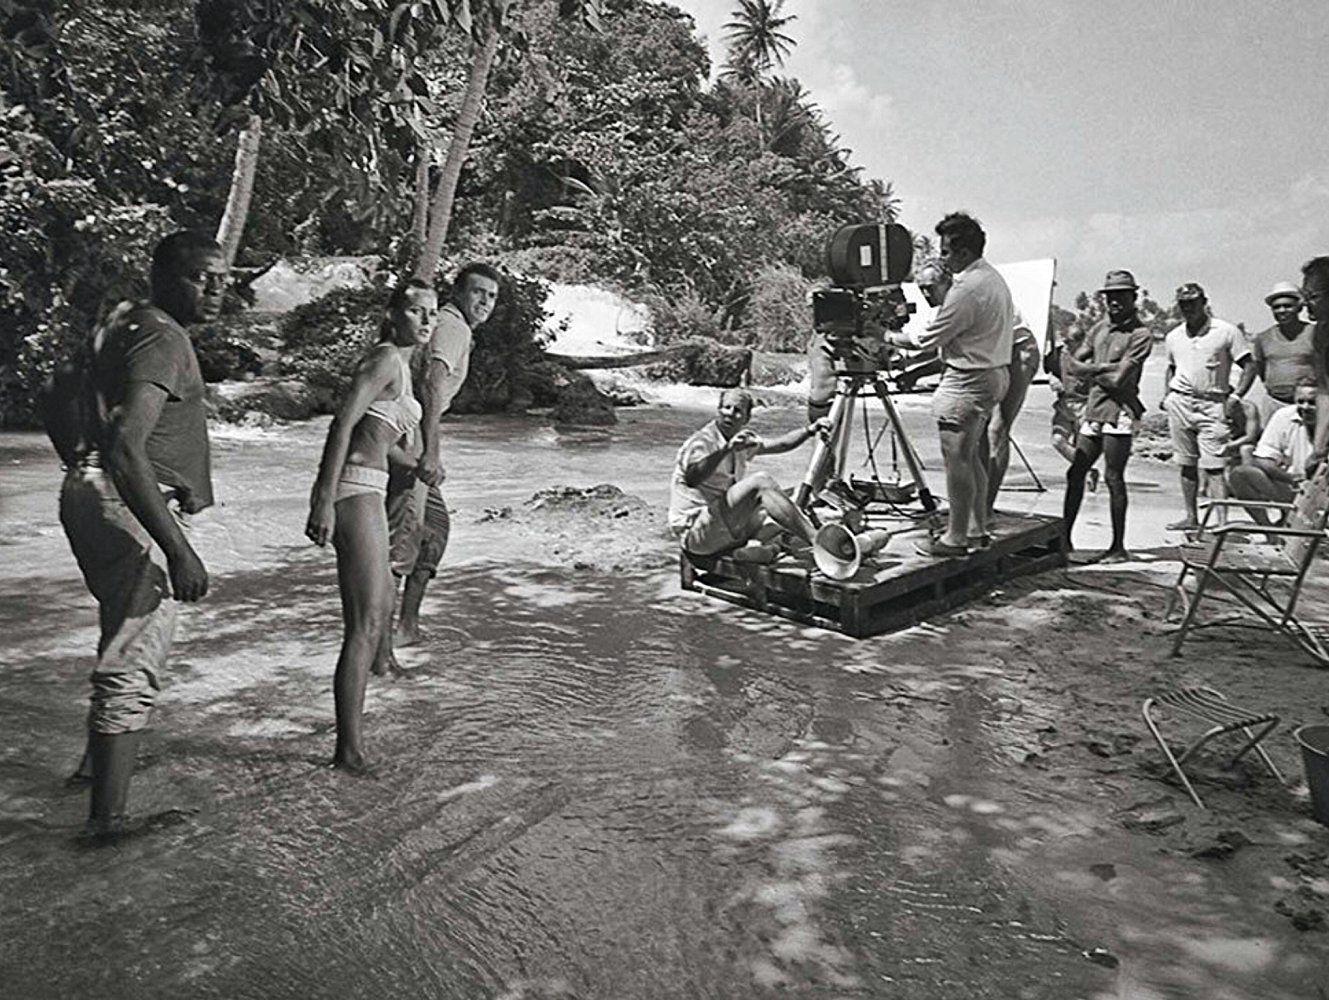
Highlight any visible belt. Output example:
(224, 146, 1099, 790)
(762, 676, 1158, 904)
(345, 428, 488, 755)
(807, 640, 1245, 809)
(1171, 387, 1228, 403)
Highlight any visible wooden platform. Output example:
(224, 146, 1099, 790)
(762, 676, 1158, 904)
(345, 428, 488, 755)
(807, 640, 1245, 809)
(679, 512, 1068, 638)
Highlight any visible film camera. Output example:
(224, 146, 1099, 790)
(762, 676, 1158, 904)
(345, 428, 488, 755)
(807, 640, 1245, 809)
(810, 222, 916, 372)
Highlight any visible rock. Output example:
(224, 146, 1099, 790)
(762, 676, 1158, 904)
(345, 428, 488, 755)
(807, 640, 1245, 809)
(1190, 829, 1253, 860)
(596, 377, 645, 407)
(1088, 863, 1117, 882)
(750, 350, 806, 387)
(550, 370, 617, 427)
(643, 339, 751, 387)
(1274, 898, 1325, 932)
(209, 378, 322, 422)
(1082, 947, 1119, 969)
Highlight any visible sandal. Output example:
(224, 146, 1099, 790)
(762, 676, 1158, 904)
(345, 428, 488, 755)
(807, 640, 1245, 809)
(914, 536, 969, 558)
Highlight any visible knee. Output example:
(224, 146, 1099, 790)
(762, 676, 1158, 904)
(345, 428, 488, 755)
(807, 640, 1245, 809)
(747, 471, 780, 494)
(89, 669, 157, 735)
(1103, 466, 1127, 490)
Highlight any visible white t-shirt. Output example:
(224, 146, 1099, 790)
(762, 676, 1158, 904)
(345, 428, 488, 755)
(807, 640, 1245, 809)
(668, 421, 747, 530)
(423, 301, 473, 413)
(1254, 404, 1314, 481)
(1165, 318, 1250, 396)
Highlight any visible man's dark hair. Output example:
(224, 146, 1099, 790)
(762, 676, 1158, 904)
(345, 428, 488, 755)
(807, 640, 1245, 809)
(1302, 255, 1329, 287)
(150, 231, 222, 289)
(934, 212, 986, 258)
(453, 261, 502, 294)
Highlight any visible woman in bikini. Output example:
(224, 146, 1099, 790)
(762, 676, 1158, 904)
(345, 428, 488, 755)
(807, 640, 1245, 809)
(306, 279, 438, 773)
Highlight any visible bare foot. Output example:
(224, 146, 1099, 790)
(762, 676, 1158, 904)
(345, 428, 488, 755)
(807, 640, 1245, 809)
(1098, 548, 1133, 564)
(331, 751, 375, 777)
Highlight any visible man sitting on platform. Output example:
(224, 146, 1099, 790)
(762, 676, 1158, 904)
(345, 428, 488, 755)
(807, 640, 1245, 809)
(1228, 378, 1317, 528)
(669, 389, 828, 560)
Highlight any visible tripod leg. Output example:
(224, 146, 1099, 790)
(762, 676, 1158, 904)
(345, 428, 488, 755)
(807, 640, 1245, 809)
(796, 379, 857, 508)
(872, 379, 938, 514)
(1010, 435, 1045, 493)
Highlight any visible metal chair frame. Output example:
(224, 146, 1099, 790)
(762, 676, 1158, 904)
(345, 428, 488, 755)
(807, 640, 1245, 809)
(1164, 497, 1329, 667)
(1141, 686, 1285, 809)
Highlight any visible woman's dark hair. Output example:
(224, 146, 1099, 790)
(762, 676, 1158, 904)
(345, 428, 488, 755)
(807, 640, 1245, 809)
(934, 212, 986, 258)
(378, 278, 437, 341)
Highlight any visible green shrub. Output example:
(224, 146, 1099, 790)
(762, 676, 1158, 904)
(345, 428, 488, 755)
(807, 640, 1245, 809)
(642, 283, 729, 348)
(741, 262, 813, 353)
(276, 267, 554, 414)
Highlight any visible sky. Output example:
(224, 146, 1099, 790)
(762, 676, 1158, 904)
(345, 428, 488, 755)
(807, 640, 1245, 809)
(666, 0, 1329, 328)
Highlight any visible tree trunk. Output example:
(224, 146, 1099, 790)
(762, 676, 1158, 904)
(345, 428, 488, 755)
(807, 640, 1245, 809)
(415, 21, 501, 280)
(215, 114, 263, 268)
(410, 140, 430, 269)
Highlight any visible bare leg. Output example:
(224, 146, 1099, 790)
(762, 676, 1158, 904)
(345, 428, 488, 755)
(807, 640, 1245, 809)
(331, 493, 394, 774)
(397, 571, 429, 646)
(1101, 434, 1133, 558)
(972, 419, 992, 536)
(1178, 465, 1200, 526)
(937, 422, 984, 547)
(726, 472, 817, 545)
(87, 731, 139, 835)
(1201, 467, 1228, 524)
(1062, 434, 1105, 552)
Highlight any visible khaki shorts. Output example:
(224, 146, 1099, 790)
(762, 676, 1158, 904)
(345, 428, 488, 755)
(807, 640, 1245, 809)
(386, 467, 450, 578)
(60, 468, 180, 735)
(677, 503, 762, 556)
(932, 366, 1009, 430)
(1165, 391, 1229, 471)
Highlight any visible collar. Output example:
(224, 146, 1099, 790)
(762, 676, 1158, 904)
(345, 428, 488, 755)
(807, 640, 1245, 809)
(1183, 318, 1211, 338)
(1108, 313, 1141, 333)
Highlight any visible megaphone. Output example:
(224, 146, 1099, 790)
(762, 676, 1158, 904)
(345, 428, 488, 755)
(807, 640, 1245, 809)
(812, 523, 893, 581)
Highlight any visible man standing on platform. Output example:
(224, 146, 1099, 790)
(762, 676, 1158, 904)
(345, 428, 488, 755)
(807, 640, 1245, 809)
(1239, 281, 1313, 420)
(885, 212, 1013, 557)
(1059, 269, 1153, 561)
(1162, 283, 1255, 532)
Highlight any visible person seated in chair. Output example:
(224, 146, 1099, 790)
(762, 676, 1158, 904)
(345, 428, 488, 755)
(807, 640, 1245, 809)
(1227, 378, 1317, 528)
(669, 389, 828, 561)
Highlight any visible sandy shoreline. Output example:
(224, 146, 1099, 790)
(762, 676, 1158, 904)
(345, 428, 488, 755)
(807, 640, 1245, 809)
(1, 397, 1327, 998)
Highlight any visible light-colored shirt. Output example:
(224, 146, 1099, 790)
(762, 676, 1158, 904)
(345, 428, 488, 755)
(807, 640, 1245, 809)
(418, 300, 473, 414)
(668, 420, 748, 530)
(1165, 318, 1250, 396)
(1252, 321, 1315, 403)
(908, 257, 1013, 370)
(1012, 308, 1036, 348)
(1254, 404, 1314, 481)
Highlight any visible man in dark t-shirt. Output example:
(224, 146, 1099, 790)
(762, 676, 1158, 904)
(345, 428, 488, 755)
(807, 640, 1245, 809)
(59, 230, 224, 841)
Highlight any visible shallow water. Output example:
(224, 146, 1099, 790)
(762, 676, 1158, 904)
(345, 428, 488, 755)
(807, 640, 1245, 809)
(0, 390, 1321, 998)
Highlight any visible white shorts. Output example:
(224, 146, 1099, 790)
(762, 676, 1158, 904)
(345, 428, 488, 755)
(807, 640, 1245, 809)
(1080, 419, 1135, 438)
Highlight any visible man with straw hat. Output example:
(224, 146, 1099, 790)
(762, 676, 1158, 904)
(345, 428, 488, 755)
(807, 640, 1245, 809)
(1238, 281, 1313, 420)
(1059, 269, 1153, 561)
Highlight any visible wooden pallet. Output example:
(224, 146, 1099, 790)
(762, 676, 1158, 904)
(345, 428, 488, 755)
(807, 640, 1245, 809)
(679, 512, 1068, 638)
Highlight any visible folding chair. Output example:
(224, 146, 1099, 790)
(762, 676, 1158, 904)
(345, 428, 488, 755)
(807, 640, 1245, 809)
(1164, 471, 1329, 667)
(1141, 686, 1285, 808)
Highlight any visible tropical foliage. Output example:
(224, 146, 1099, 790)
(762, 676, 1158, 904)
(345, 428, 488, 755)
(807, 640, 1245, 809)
(1, 0, 908, 424)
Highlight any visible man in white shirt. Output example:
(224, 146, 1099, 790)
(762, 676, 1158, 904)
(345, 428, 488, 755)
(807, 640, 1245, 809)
(670, 390, 828, 559)
(1227, 379, 1317, 526)
(885, 212, 1014, 557)
(384, 262, 499, 664)
(1161, 282, 1256, 531)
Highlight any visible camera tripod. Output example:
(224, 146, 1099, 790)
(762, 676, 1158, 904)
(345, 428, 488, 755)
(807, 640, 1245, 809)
(794, 367, 939, 522)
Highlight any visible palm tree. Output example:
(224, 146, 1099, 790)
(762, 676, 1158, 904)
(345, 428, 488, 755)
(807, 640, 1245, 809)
(722, 0, 796, 78)
(869, 178, 901, 224)
(721, 0, 796, 143)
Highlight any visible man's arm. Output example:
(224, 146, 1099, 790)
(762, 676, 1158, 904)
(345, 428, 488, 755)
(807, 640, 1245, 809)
(682, 435, 744, 487)
(1233, 356, 1256, 398)
(415, 357, 449, 487)
(756, 418, 831, 456)
(900, 283, 975, 353)
(103, 382, 207, 601)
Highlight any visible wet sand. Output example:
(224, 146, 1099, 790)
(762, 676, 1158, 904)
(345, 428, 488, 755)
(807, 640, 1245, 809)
(1, 382, 1327, 998)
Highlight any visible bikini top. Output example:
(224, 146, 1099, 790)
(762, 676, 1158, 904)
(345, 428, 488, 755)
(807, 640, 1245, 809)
(364, 350, 422, 437)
